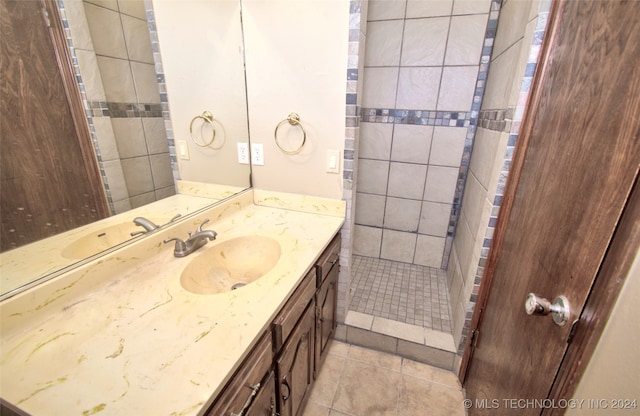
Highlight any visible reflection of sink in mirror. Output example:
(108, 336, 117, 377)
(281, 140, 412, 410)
(180, 236, 281, 295)
(61, 223, 150, 259)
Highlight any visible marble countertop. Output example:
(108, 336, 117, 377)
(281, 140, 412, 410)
(0, 190, 344, 415)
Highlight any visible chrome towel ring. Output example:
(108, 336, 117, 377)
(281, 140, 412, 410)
(189, 111, 216, 147)
(274, 113, 306, 154)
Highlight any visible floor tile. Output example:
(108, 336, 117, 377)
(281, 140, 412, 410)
(308, 353, 346, 407)
(398, 374, 466, 416)
(348, 344, 402, 372)
(302, 401, 332, 416)
(332, 359, 401, 416)
(401, 358, 461, 390)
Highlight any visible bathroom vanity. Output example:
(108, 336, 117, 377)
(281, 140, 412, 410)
(0, 189, 344, 416)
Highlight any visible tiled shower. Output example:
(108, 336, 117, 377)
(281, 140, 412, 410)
(343, 0, 551, 365)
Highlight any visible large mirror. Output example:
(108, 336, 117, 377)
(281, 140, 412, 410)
(0, 0, 250, 298)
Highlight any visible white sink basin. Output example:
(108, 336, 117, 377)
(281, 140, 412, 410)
(61, 223, 143, 259)
(180, 236, 281, 295)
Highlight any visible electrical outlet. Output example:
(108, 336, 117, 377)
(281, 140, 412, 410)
(251, 143, 264, 165)
(237, 142, 249, 164)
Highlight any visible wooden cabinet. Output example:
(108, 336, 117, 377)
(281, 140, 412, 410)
(206, 232, 341, 416)
(205, 331, 274, 416)
(275, 301, 316, 416)
(314, 234, 341, 371)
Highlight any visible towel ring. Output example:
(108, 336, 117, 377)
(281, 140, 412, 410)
(274, 113, 306, 155)
(189, 111, 216, 147)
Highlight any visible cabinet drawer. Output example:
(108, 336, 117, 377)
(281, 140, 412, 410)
(205, 331, 273, 416)
(272, 269, 316, 351)
(315, 233, 341, 287)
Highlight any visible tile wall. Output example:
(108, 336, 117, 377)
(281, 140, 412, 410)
(60, 0, 174, 214)
(353, 0, 493, 269)
(447, 0, 551, 360)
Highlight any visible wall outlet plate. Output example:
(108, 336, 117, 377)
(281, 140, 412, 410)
(251, 143, 264, 165)
(237, 142, 249, 164)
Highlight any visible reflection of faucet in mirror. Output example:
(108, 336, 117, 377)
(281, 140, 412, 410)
(130, 214, 183, 237)
(164, 220, 217, 258)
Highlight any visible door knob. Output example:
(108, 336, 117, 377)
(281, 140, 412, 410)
(525, 293, 570, 326)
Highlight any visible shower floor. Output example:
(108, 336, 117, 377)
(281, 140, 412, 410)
(349, 255, 453, 333)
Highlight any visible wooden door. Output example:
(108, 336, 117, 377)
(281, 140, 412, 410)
(463, 1, 640, 414)
(0, 0, 108, 251)
(276, 301, 315, 416)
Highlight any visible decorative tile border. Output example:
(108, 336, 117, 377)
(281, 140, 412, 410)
(86, 101, 164, 118)
(361, 108, 472, 127)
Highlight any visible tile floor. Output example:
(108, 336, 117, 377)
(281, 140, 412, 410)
(350, 255, 452, 333)
(303, 340, 466, 416)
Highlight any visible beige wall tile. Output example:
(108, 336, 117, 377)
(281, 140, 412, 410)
(468, 127, 501, 190)
(365, 20, 404, 67)
(368, 0, 406, 21)
(92, 117, 119, 161)
(353, 225, 382, 257)
(154, 186, 176, 200)
(121, 156, 153, 195)
(346, 326, 398, 354)
(401, 17, 449, 66)
(112, 198, 132, 214)
(129, 191, 156, 208)
(445, 14, 488, 66)
(64, 0, 92, 51)
(414, 235, 446, 268)
(356, 159, 389, 195)
(460, 171, 489, 235)
(437, 66, 478, 110)
(384, 197, 422, 232)
(397, 67, 442, 110)
(362, 67, 399, 108)
(97, 56, 136, 102)
(429, 126, 467, 167)
(117, 0, 146, 19)
(131, 62, 160, 103)
(355, 192, 385, 227)
(390, 124, 433, 164)
(424, 328, 457, 352)
(406, 0, 453, 18)
(388, 162, 427, 199)
(142, 118, 170, 155)
(112, 118, 147, 158)
(345, 311, 374, 330)
(359, 122, 393, 160)
(102, 159, 129, 200)
(85, 0, 118, 11)
(419, 201, 451, 237)
(453, 0, 492, 15)
(76, 49, 106, 101)
(482, 37, 523, 110)
(381, 229, 417, 263)
(424, 165, 458, 204)
(121, 15, 154, 64)
(149, 154, 174, 189)
(84, 3, 127, 59)
(493, 0, 532, 57)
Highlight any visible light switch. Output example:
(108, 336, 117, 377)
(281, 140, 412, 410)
(177, 140, 190, 160)
(327, 150, 340, 173)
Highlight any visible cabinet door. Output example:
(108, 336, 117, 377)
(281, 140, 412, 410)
(246, 371, 277, 416)
(315, 263, 338, 372)
(276, 300, 316, 416)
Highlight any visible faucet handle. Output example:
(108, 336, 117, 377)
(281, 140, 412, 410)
(195, 218, 210, 233)
(163, 237, 187, 252)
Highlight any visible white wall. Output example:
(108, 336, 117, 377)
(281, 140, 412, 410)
(567, 251, 640, 414)
(241, 0, 350, 200)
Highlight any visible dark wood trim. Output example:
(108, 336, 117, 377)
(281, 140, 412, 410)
(543, 174, 640, 414)
(41, 0, 110, 218)
(458, 0, 562, 385)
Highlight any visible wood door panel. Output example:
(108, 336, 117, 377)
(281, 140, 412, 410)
(464, 1, 640, 413)
(0, 0, 107, 251)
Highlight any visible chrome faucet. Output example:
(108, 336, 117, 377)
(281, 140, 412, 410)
(133, 217, 160, 232)
(164, 219, 217, 257)
(131, 214, 182, 236)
